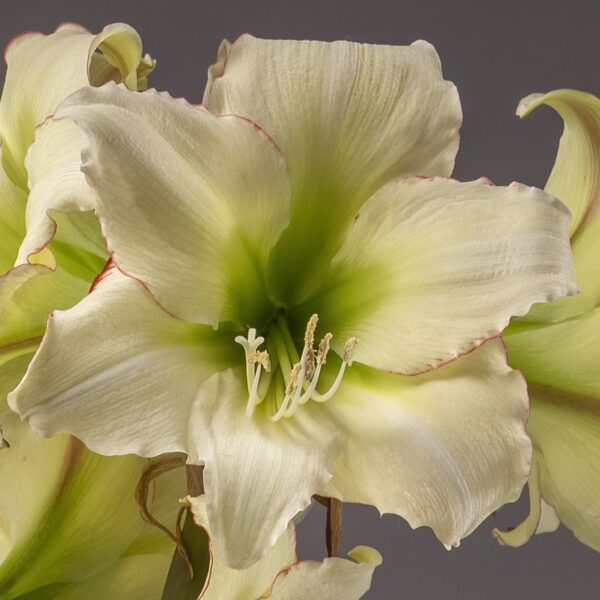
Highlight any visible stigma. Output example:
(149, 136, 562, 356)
(235, 314, 357, 421)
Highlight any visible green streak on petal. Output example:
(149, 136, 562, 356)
(13, 583, 68, 600)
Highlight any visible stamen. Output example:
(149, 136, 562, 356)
(236, 318, 358, 421)
(298, 333, 332, 406)
(246, 363, 263, 417)
(310, 337, 358, 403)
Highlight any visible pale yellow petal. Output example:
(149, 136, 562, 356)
(205, 36, 462, 296)
(307, 176, 575, 374)
(322, 339, 531, 548)
(57, 83, 291, 327)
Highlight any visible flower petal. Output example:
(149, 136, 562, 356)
(498, 386, 600, 552)
(517, 90, 600, 321)
(527, 389, 600, 551)
(492, 456, 560, 548)
(0, 23, 148, 187)
(9, 268, 228, 457)
(266, 546, 381, 600)
(187, 495, 379, 600)
(16, 118, 102, 266)
(205, 36, 461, 299)
(304, 176, 576, 374)
(322, 339, 531, 548)
(0, 261, 90, 354)
(0, 352, 34, 410)
(57, 83, 291, 327)
(505, 306, 600, 398)
(0, 157, 27, 273)
(517, 90, 600, 239)
(186, 496, 296, 600)
(0, 411, 154, 598)
(188, 370, 344, 568)
(50, 554, 171, 600)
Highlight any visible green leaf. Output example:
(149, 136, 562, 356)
(161, 511, 210, 600)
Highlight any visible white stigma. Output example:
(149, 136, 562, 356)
(235, 316, 358, 421)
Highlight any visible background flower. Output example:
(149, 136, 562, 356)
(494, 89, 600, 552)
(0, 23, 184, 599)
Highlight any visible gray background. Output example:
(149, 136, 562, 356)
(2, 1, 599, 598)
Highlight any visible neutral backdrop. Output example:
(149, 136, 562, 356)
(2, 1, 598, 599)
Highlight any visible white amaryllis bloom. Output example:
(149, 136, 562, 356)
(494, 90, 600, 551)
(10, 37, 576, 568)
(185, 495, 381, 600)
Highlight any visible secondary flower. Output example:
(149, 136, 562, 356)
(0, 23, 179, 598)
(0, 401, 184, 599)
(494, 90, 600, 551)
(0, 22, 153, 390)
(185, 495, 381, 599)
(10, 36, 576, 568)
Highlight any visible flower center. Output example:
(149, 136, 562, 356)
(235, 314, 357, 422)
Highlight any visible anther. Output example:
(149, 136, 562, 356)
(286, 362, 302, 396)
(250, 350, 271, 372)
(317, 333, 332, 364)
(342, 337, 358, 364)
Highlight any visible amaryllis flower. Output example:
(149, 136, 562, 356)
(10, 37, 576, 568)
(0, 400, 183, 600)
(0, 22, 152, 390)
(494, 90, 600, 551)
(185, 495, 380, 599)
(0, 23, 179, 600)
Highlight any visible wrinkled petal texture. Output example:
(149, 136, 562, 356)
(308, 176, 576, 374)
(205, 36, 462, 298)
(57, 83, 291, 327)
(9, 269, 229, 457)
(188, 371, 344, 568)
(322, 338, 531, 548)
(206, 35, 461, 216)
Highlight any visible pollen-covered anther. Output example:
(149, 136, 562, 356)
(286, 362, 302, 396)
(251, 350, 271, 372)
(343, 337, 358, 365)
(317, 333, 332, 364)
